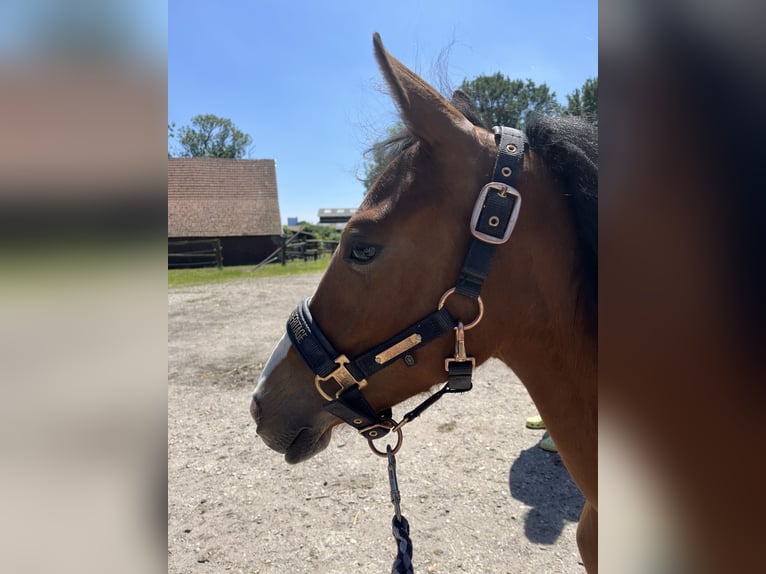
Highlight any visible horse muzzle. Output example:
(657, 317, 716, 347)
(251, 335, 336, 463)
(252, 400, 332, 464)
(251, 391, 335, 463)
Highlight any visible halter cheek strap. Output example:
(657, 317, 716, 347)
(284, 126, 526, 449)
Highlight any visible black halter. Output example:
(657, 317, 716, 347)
(286, 126, 526, 453)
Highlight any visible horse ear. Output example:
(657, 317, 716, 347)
(373, 33, 473, 147)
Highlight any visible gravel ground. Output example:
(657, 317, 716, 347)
(168, 272, 585, 573)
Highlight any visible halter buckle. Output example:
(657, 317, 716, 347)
(314, 354, 367, 401)
(470, 182, 522, 245)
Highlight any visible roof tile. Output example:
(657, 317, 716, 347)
(168, 158, 281, 237)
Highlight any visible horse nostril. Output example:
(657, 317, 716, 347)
(250, 396, 261, 425)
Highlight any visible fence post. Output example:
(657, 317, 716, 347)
(281, 236, 287, 266)
(214, 239, 223, 269)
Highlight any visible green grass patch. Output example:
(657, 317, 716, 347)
(168, 255, 331, 288)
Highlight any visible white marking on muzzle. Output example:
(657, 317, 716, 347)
(254, 333, 291, 394)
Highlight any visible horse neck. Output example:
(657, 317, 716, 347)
(481, 161, 597, 500)
(492, 280, 597, 501)
(487, 154, 596, 384)
(494, 311, 596, 394)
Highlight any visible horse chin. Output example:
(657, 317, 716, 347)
(284, 426, 333, 464)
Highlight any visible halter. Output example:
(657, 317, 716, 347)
(285, 126, 526, 454)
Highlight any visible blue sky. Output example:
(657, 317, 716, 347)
(169, 0, 597, 223)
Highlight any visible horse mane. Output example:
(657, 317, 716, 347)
(524, 114, 598, 335)
(366, 94, 598, 334)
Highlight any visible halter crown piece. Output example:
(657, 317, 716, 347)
(285, 126, 526, 454)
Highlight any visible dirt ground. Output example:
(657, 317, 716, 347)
(168, 272, 585, 573)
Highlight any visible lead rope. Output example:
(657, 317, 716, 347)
(381, 323, 475, 574)
(387, 445, 414, 574)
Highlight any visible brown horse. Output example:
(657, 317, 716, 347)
(251, 34, 598, 572)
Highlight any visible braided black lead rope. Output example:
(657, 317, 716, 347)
(391, 515, 413, 574)
(387, 446, 414, 574)
(383, 375, 473, 574)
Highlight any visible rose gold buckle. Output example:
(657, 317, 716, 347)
(470, 182, 522, 245)
(314, 354, 367, 401)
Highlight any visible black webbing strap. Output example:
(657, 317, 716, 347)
(346, 308, 457, 381)
(286, 299, 341, 378)
(287, 299, 458, 385)
(324, 385, 393, 439)
(446, 361, 474, 391)
(492, 126, 527, 188)
(454, 126, 526, 299)
(454, 240, 495, 299)
(392, 368, 474, 430)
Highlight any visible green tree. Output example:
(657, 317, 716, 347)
(565, 77, 598, 123)
(458, 74, 563, 128)
(168, 122, 176, 158)
(176, 114, 253, 159)
(360, 74, 597, 193)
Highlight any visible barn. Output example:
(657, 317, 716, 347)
(168, 158, 282, 267)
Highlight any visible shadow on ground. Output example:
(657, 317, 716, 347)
(509, 444, 585, 544)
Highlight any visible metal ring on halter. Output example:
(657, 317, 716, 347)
(437, 288, 484, 330)
(367, 426, 404, 457)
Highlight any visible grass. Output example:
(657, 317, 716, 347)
(168, 254, 332, 288)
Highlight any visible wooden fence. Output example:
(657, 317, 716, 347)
(168, 239, 223, 269)
(284, 237, 339, 260)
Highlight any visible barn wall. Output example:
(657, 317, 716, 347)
(219, 236, 281, 266)
(168, 235, 281, 268)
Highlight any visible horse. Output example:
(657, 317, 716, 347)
(251, 33, 598, 572)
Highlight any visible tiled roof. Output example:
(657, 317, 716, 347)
(168, 158, 282, 237)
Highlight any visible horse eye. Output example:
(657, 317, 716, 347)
(349, 245, 377, 263)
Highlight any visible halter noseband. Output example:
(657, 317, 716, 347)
(285, 126, 526, 454)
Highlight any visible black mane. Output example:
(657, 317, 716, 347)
(525, 114, 598, 334)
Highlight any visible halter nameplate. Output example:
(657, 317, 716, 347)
(374, 334, 422, 364)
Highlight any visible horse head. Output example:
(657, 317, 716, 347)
(251, 34, 595, 467)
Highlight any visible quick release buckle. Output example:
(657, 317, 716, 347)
(469, 182, 521, 245)
(314, 354, 367, 401)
